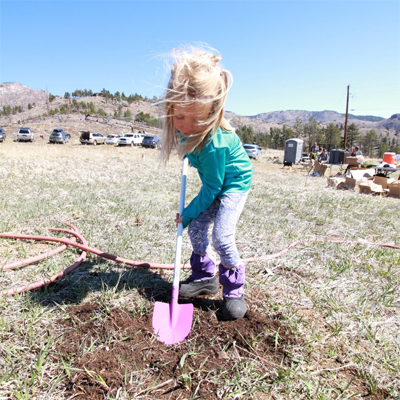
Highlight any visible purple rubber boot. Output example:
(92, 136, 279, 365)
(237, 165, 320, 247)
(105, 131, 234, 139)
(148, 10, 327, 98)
(189, 253, 216, 281)
(219, 264, 247, 320)
(179, 252, 218, 297)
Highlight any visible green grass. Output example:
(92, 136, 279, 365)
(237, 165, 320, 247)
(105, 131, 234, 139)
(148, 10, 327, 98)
(0, 141, 399, 399)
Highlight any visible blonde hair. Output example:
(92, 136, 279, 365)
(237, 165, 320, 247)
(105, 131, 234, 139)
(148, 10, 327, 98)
(161, 47, 232, 163)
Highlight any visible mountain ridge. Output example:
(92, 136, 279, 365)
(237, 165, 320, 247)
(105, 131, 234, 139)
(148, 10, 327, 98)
(0, 82, 48, 108)
(1, 82, 399, 132)
(248, 109, 384, 124)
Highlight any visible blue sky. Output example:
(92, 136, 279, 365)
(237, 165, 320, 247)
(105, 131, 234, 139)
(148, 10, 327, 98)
(0, 0, 399, 118)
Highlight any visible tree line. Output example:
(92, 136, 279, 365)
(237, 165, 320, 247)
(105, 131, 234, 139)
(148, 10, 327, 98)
(1, 105, 24, 116)
(235, 118, 400, 158)
(0, 102, 40, 116)
(62, 88, 159, 105)
(1, 95, 160, 128)
(45, 100, 159, 127)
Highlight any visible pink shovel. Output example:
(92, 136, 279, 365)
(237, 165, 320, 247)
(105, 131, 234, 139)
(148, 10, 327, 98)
(152, 158, 194, 345)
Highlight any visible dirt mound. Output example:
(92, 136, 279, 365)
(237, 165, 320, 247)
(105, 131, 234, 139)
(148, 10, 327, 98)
(57, 300, 295, 399)
(55, 300, 389, 399)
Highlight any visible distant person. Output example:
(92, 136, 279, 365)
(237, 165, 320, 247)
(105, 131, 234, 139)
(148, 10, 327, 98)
(309, 142, 319, 159)
(85, 114, 89, 120)
(318, 148, 328, 163)
(345, 147, 363, 174)
(351, 146, 362, 156)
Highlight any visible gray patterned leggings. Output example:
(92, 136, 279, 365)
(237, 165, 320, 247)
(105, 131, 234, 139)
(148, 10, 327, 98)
(188, 192, 249, 268)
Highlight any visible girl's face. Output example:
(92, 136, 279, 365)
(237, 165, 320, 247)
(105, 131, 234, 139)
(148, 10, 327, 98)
(172, 102, 212, 137)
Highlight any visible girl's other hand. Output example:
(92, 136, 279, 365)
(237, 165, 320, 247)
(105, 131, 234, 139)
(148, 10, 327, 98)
(175, 213, 183, 227)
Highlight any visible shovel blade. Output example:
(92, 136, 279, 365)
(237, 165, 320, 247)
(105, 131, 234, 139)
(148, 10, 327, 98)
(153, 301, 194, 345)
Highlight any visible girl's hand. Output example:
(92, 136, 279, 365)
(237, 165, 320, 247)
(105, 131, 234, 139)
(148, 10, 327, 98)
(175, 213, 183, 227)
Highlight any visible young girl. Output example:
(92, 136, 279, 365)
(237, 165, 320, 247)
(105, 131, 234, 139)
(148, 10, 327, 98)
(161, 48, 253, 320)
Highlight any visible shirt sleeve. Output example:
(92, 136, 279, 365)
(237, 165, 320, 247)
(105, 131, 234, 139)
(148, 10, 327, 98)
(182, 148, 227, 228)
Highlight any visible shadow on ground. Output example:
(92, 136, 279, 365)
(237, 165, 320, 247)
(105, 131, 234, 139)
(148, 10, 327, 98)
(26, 258, 389, 400)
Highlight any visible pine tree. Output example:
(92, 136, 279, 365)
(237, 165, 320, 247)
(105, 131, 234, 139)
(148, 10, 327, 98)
(323, 123, 341, 151)
(346, 123, 361, 149)
(361, 129, 378, 157)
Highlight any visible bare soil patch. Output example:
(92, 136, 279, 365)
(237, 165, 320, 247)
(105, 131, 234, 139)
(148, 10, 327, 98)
(58, 299, 293, 399)
(57, 298, 388, 399)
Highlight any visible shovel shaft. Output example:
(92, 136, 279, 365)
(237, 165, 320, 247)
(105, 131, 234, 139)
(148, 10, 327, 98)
(170, 285, 179, 326)
(172, 158, 189, 288)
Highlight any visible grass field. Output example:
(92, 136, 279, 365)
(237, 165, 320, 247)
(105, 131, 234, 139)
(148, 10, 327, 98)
(0, 141, 399, 399)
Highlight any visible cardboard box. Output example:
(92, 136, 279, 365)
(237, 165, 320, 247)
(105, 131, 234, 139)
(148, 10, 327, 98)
(358, 183, 373, 194)
(373, 176, 395, 189)
(345, 177, 356, 187)
(388, 182, 400, 198)
(357, 178, 384, 195)
(346, 156, 359, 166)
(314, 161, 328, 177)
(345, 170, 374, 190)
(327, 177, 345, 188)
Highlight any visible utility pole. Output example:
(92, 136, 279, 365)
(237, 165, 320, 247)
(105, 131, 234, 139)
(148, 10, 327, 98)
(343, 84, 349, 150)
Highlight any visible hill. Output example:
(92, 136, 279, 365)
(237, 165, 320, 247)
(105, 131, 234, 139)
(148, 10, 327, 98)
(376, 113, 400, 130)
(250, 109, 385, 126)
(0, 82, 48, 108)
(0, 82, 399, 136)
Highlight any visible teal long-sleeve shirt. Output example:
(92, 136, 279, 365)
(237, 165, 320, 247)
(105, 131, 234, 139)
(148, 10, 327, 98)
(181, 128, 253, 228)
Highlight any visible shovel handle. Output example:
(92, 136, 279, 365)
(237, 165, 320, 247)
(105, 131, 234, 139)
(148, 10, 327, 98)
(172, 157, 189, 288)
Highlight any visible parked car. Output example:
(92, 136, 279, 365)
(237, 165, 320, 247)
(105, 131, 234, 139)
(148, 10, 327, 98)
(117, 134, 135, 147)
(0, 128, 5, 142)
(142, 135, 161, 149)
(243, 144, 262, 159)
(135, 133, 145, 145)
(17, 127, 34, 142)
(79, 131, 105, 145)
(117, 133, 144, 147)
(105, 134, 121, 145)
(49, 128, 70, 144)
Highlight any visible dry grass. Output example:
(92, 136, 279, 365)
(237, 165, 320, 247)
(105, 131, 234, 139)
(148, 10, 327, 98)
(0, 140, 399, 399)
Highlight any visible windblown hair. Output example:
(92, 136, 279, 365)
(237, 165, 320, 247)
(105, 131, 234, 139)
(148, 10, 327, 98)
(161, 48, 232, 163)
